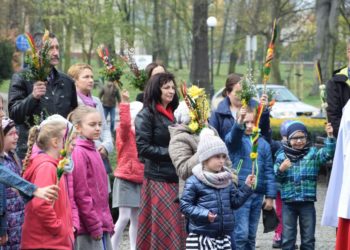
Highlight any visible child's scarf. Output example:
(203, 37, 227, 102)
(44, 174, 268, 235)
(282, 141, 310, 162)
(192, 164, 232, 189)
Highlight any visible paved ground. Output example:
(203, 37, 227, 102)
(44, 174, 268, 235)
(118, 175, 336, 249)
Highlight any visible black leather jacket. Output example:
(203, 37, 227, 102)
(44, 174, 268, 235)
(8, 67, 78, 159)
(135, 106, 178, 183)
(326, 67, 350, 137)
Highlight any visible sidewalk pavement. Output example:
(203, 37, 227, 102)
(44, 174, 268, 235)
(119, 176, 336, 249)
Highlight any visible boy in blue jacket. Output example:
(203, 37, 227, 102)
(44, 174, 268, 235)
(274, 121, 335, 250)
(180, 130, 255, 250)
(225, 105, 276, 250)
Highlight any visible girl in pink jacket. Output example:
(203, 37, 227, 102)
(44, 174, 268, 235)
(111, 91, 144, 250)
(68, 106, 114, 250)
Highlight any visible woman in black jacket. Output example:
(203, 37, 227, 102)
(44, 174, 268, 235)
(135, 72, 185, 249)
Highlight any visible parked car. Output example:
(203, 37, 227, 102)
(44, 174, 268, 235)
(211, 84, 322, 119)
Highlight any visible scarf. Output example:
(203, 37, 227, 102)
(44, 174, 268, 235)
(282, 141, 310, 162)
(155, 103, 174, 122)
(77, 91, 96, 108)
(192, 164, 232, 189)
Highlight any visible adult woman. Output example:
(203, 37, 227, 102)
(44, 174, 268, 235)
(209, 73, 270, 141)
(135, 72, 184, 249)
(67, 63, 114, 175)
(135, 62, 166, 102)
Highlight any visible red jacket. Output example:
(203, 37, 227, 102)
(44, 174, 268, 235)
(115, 103, 144, 183)
(21, 153, 74, 250)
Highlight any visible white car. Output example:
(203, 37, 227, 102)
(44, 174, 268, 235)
(211, 84, 321, 119)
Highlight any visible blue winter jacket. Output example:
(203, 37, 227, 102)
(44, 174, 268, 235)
(209, 97, 271, 141)
(180, 173, 252, 238)
(225, 123, 276, 198)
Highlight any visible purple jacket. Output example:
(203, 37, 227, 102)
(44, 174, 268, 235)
(68, 137, 113, 238)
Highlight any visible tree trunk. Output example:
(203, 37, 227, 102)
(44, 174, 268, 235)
(190, 0, 209, 95)
(311, 0, 340, 95)
(176, 19, 183, 69)
(216, 0, 233, 76)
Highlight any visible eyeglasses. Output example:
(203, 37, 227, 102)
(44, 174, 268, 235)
(289, 136, 307, 142)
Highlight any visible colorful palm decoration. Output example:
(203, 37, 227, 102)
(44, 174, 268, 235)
(23, 29, 51, 81)
(96, 44, 124, 89)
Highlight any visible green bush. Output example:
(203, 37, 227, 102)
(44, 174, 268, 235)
(0, 40, 14, 83)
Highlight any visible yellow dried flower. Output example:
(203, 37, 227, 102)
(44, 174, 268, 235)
(188, 85, 205, 100)
(58, 158, 70, 169)
(188, 121, 199, 132)
(250, 152, 258, 160)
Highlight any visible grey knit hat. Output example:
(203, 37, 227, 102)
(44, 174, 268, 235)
(197, 128, 229, 163)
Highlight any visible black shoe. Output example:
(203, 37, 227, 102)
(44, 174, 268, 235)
(272, 240, 282, 248)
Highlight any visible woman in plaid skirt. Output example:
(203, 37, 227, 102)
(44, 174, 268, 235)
(135, 72, 186, 249)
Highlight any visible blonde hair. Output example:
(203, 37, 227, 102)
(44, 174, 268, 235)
(67, 63, 93, 80)
(23, 121, 67, 172)
(68, 106, 100, 126)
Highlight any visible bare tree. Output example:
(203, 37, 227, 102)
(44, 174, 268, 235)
(312, 0, 340, 95)
(190, 0, 209, 94)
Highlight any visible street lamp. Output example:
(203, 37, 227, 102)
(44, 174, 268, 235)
(207, 16, 217, 99)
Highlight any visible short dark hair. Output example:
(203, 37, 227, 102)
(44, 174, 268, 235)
(143, 72, 179, 111)
(33, 32, 57, 48)
(145, 62, 166, 79)
(222, 73, 243, 97)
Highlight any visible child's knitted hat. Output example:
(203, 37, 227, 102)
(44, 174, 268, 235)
(197, 128, 228, 163)
(286, 121, 308, 139)
(280, 120, 293, 137)
(174, 101, 190, 125)
(2, 117, 16, 135)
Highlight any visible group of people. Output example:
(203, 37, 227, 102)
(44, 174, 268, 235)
(0, 30, 348, 250)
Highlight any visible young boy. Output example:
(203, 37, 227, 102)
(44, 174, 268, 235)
(274, 121, 335, 250)
(225, 106, 276, 250)
(180, 130, 255, 249)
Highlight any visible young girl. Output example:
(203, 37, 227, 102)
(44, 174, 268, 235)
(68, 106, 114, 250)
(225, 105, 276, 250)
(180, 130, 255, 249)
(1, 118, 24, 249)
(111, 91, 144, 250)
(274, 121, 335, 249)
(21, 119, 74, 250)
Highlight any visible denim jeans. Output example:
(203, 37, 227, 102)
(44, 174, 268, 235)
(234, 193, 264, 250)
(103, 106, 116, 134)
(282, 201, 316, 250)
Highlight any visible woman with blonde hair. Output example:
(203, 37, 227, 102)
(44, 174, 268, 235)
(67, 63, 114, 178)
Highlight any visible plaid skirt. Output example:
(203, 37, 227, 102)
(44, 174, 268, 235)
(186, 233, 231, 250)
(136, 178, 186, 250)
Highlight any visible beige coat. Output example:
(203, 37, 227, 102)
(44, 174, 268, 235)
(168, 124, 237, 196)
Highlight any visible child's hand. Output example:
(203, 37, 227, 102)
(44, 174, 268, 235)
(121, 90, 130, 103)
(208, 211, 217, 223)
(245, 174, 256, 187)
(93, 234, 102, 241)
(263, 198, 274, 211)
(260, 93, 268, 106)
(0, 233, 8, 245)
(237, 106, 247, 124)
(279, 158, 291, 172)
(33, 185, 60, 201)
(325, 122, 334, 138)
